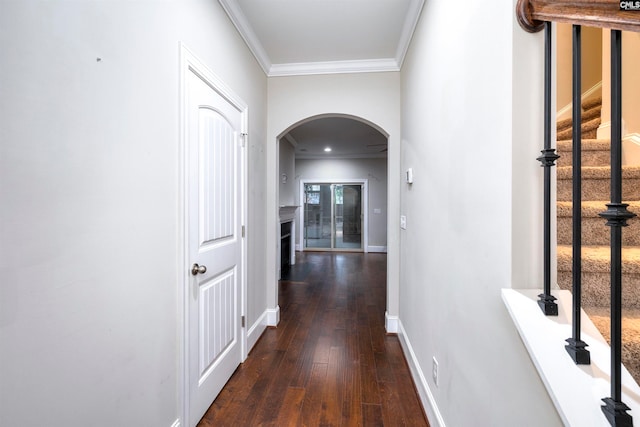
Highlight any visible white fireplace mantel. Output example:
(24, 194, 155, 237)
(279, 205, 299, 223)
(278, 206, 299, 277)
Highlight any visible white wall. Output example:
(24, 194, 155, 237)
(295, 158, 388, 248)
(556, 24, 602, 114)
(0, 2, 267, 426)
(267, 72, 401, 325)
(399, 0, 561, 425)
(279, 140, 296, 206)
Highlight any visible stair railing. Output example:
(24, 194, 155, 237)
(565, 23, 591, 367)
(517, 1, 638, 425)
(536, 21, 560, 317)
(598, 28, 637, 426)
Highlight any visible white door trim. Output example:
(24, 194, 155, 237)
(298, 178, 368, 252)
(178, 43, 248, 427)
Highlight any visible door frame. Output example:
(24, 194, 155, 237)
(298, 178, 368, 252)
(178, 43, 248, 427)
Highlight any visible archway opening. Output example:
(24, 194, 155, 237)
(278, 115, 388, 275)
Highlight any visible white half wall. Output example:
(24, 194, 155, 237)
(267, 73, 401, 325)
(0, 2, 267, 426)
(399, 0, 561, 425)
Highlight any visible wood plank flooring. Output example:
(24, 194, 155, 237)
(197, 252, 429, 427)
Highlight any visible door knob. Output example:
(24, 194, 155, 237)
(191, 263, 207, 276)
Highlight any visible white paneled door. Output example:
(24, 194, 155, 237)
(185, 57, 245, 426)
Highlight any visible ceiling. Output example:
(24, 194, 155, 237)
(219, 0, 424, 76)
(285, 117, 388, 159)
(219, 0, 424, 158)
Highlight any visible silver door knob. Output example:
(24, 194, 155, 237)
(191, 263, 207, 275)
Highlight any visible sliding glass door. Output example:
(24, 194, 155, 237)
(303, 184, 332, 249)
(303, 183, 363, 251)
(335, 184, 362, 249)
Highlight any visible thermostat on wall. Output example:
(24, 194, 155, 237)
(405, 168, 413, 184)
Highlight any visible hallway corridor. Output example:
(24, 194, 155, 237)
(197, 252, 429, 426)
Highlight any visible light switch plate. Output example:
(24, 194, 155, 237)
(406, 168, 413, 184)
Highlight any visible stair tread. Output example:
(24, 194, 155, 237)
(557, 165, 640, 179)
(557, 200, 640, 217)
(585, 306, 640, 320)
(582, 96, 603, 111)
(557, 117, 601, 140)
(557, 106, 602, 131)
(584, 307, 640, 349)
(584, 307, 640, 385)
(558, 245, 640, 273)
(557, 139, 611, 152)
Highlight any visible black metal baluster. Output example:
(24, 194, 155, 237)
(599, 29, 635, 427)
(538, 21, 559, 316)
(565, 24, 590, 365)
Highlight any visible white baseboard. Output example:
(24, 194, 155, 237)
(294, 244, 383, 252)
(556, 81, 602, 121)
(597, 121, 611, 139)
(597, 119, 627, 140)
(623, 133, 640, 166)
(170, 419, 180, 427)
(247, 310, 268, 352)
(397, 319, 446, 427)
(266, 305, 280, 326)
(385, 311, 398, 333)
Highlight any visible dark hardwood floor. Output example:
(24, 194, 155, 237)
(198, 252, 429, 427)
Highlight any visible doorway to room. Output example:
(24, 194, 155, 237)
(301, 181, 366, 251)
(275, 113, 396, 333)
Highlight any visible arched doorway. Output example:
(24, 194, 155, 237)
(278, 115, 388, 261)
(271, 112, 398, 332)
(264, 73, 401, 333)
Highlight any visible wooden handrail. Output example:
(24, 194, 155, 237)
(517, 0, 640, 33)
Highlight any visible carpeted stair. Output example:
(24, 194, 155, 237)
(556, 96, 602, 140)
(556, 96, 640, 384)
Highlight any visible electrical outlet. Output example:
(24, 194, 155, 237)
(400, 215, 407, 230)
(432, 357, 439, 387)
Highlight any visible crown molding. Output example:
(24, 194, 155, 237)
(296, 153, 388, 160)
(396, 0, 425, 68)
(218, 0, 272, 75)
(269, 58, 400, 77)
(220, 0, 422, 77)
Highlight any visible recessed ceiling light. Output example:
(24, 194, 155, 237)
(324, 147, 332, 152)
